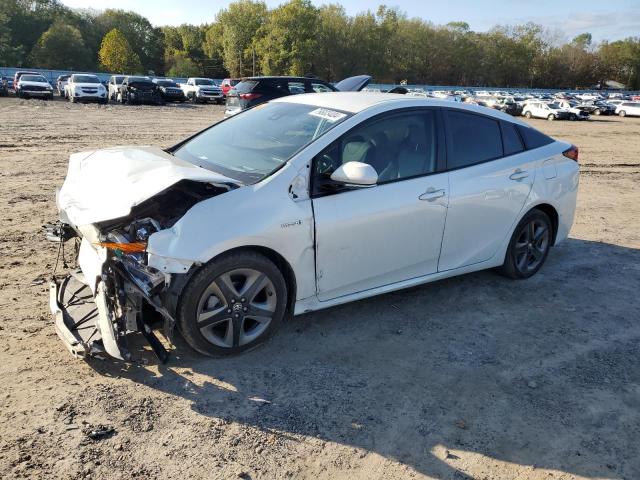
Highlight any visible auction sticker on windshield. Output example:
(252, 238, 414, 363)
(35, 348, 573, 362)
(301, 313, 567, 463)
(309, 108, 347, 122)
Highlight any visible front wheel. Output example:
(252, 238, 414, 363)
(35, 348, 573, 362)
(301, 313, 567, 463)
(547, 114, 555, 121)
(594, 109, 601, 115)
(524, 111, 532, 119)
(499, 209, 552, 279)
(178, 251, 288, 356)
(619, 110, 626, 117)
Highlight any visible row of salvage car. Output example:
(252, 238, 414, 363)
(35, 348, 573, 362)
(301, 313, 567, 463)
(395, 88, 640, 120)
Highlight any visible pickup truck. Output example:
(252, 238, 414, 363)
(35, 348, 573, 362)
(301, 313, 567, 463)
(180, 78, 224, 104)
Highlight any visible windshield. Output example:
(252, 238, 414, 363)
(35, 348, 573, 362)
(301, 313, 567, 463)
(21, 75, 47, 82)
(549, 103, 562, 110)
(73, 75, 100, 83)
(174, 102, 351, 183)
(156, 80, 178, 87)
(195, 79, 216, 86)
(113, 76, 125, 84)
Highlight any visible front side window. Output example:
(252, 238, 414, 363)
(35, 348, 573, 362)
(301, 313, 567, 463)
(312, 110, 438, 195)
(445, 110, 503, 169)
(174, 102, 351, 184)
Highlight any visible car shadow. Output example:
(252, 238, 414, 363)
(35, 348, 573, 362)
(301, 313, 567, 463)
(90, 237, 640, 478)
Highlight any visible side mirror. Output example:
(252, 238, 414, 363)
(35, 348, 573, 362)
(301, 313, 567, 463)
(330, 161, 378, 187)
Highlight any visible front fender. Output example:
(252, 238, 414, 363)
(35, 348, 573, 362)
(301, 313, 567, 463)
(146, 172, 316, 300)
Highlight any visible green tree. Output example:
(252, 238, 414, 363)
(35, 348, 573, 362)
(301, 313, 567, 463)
(29, 20, 92, 69)
(96, 9, 164, 74)
(98, 28, 143, 74)
(255, 0, 319, 76)
(215, 0, 267, 76)
(166, 52, 201, 77)
(202, 22, 227, 77)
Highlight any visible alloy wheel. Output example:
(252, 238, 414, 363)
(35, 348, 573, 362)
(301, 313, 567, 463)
(514, 219, 550, 274)
(196, 268, 277, 348)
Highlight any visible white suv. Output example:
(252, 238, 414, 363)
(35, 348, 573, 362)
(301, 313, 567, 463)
(616, 102, 640, 117)
(65, 74, 108, 104)
(522, 102, 571, 121)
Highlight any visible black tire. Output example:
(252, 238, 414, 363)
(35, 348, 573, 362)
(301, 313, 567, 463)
(569, 113, 577, 121)
(524, 111, 532, 119)
(191, 93, 199, 104)
(547, 114, 555, 121)
(619, 110, 626, 117)
(594, 108, 601, 116)
(178, 251, 288, 357)
(499, 209, 552, 279)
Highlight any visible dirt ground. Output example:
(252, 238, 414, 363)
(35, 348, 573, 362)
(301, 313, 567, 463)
(0, 96, 638, 480)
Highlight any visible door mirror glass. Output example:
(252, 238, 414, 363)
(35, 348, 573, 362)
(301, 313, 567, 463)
(330, 162, 378, 186)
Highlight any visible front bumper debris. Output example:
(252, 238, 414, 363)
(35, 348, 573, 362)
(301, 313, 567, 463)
(50, 272, 104, 359)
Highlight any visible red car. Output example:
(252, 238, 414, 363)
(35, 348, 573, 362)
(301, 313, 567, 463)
(220, 78, 240, 96)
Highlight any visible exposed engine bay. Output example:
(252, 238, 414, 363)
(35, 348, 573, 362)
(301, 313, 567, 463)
(48, 179, 233, 362)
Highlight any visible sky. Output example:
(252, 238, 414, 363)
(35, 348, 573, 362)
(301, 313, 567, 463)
(60, 0, 640, 43)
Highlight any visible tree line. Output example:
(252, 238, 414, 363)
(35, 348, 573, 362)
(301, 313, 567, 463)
(1, 0, 639, 89)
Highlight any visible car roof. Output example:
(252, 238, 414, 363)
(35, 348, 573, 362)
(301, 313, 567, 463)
(272, 92, 528, 124)
(245, 76, 329, 82)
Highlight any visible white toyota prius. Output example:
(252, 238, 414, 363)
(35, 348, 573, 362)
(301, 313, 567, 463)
(48, 92, 579, 361)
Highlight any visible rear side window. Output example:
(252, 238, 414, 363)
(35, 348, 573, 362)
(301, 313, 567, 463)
(445, 110, 503, 169)
(234, 80, 258, 94)
(501, 122, 524, 155)
(517, 125, 554, 149)
(287, 81, 306, 94)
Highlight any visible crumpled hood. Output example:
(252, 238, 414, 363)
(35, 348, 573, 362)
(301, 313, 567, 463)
(58, 146, 238, 226)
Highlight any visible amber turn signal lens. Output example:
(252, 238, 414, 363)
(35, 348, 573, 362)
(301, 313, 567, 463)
(95, 242, 147, 253)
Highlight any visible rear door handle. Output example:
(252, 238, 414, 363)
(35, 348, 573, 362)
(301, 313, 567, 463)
(509, 169, 529, 181)
(419, 188, 446, 201)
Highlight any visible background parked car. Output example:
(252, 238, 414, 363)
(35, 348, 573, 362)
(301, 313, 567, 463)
(522, 101, 571, 120)
(180, 77, 224, 104)
(64, 74, 108, 103)
(117, 76, 163, 105)
(56, 74, 70, 97)
(107, 75, 125, 101)
(153, 78, 185, 102)
(15, 74, 53, 100)
(224, 75, 371, 116)
(554, 100, 590, 120)
(13, 71, 38, 90)
(616, 102, 640, 117)
(0, 76, 8, 96)
(221, 78, 240, 96)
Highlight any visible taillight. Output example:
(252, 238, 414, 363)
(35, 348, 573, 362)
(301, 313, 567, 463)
(562, 145, 579, 162)
(240, 93, 262, 101)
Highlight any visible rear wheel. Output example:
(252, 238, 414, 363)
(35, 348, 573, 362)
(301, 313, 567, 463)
(178, 251, 288, 357)
(499, 209, 552, 279)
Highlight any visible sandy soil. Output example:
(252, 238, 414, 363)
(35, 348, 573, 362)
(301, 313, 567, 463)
(0, 97, 638, 480)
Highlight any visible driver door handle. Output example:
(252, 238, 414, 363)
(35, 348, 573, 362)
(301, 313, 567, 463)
(419, 188, 446, 201)
(509, 169, 529, 181)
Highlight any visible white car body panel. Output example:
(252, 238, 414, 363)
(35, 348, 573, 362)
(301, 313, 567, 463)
(313, 172, 449, 300)
(57, 146, 237, 226)
(56, 93, 579, 321)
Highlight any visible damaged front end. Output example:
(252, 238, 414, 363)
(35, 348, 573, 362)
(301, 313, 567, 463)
(48, 175, 235, 362)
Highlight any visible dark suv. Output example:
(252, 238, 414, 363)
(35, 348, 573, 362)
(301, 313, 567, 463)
(225, 75, 370, 116)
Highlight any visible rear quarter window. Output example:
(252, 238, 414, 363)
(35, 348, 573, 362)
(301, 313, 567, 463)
(516, 125, 554, 149)
(501, 122, 525, 155)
